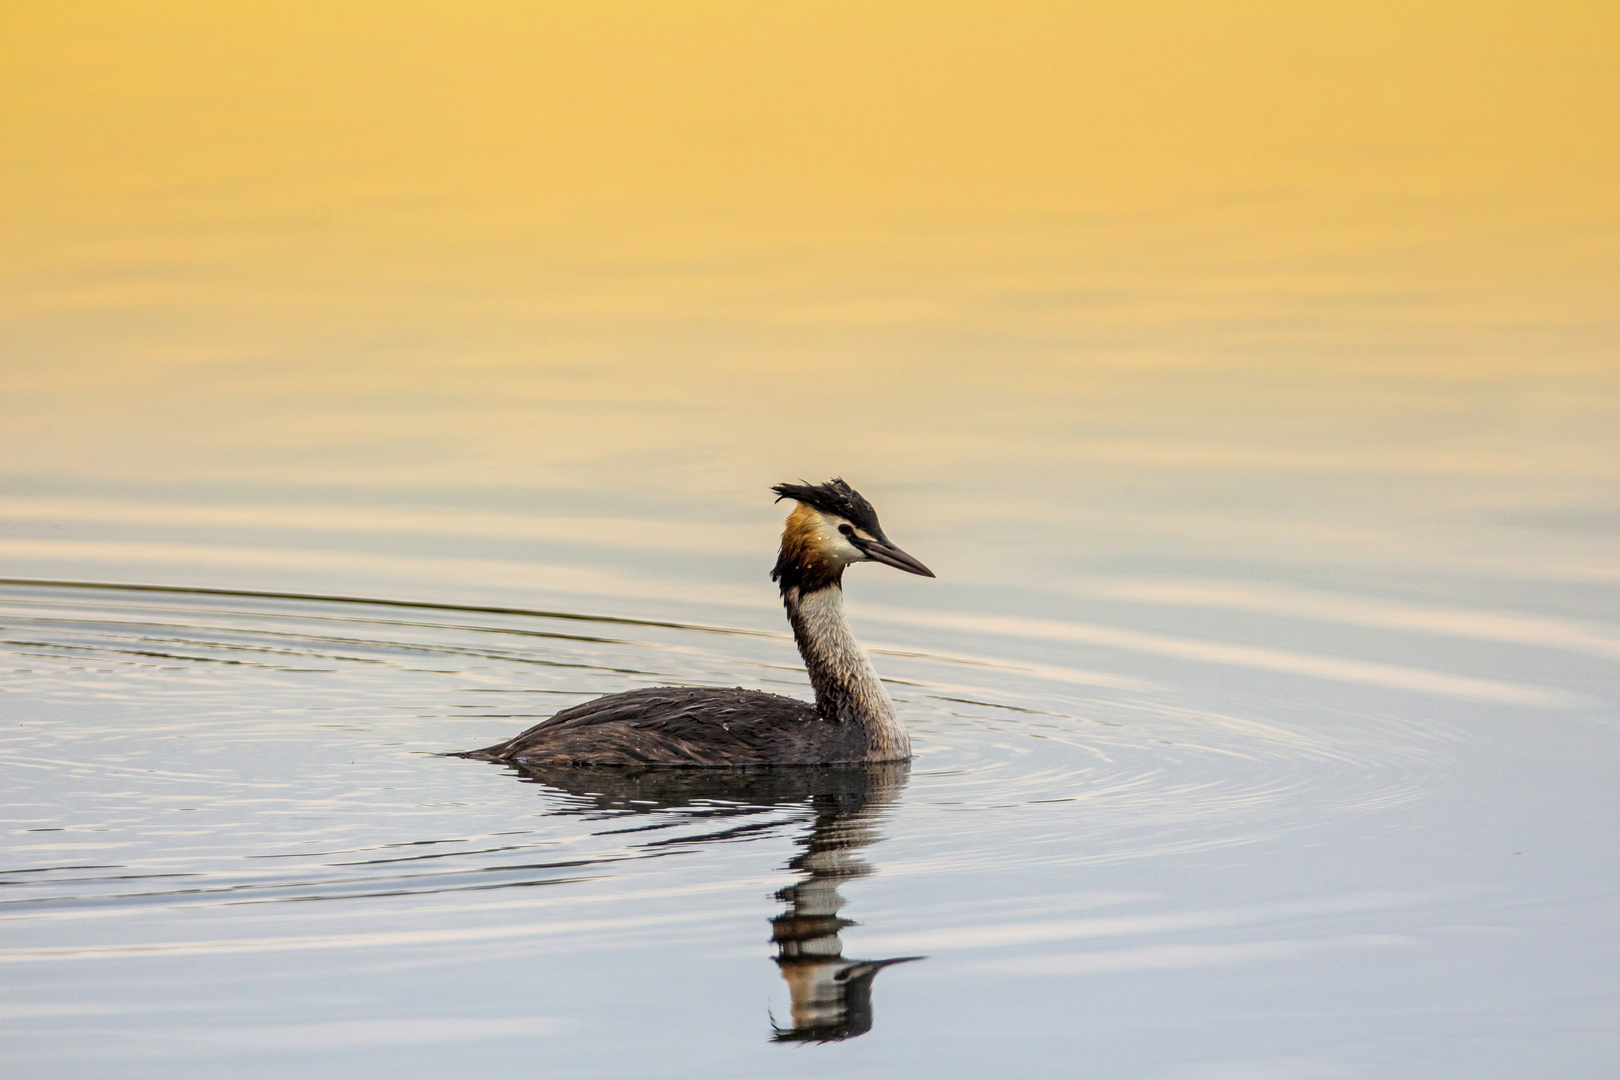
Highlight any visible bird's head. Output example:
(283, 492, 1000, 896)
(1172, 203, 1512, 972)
(771, 479, 933, 593)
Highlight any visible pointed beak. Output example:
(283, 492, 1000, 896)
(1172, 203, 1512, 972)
(857, 536, 935, 578)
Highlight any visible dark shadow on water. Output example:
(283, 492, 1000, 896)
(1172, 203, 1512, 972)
(498, 761, 921, 1043)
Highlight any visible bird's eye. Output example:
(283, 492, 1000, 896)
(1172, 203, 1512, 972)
(838, 524, 855, 538)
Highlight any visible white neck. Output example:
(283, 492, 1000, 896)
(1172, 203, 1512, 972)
(785, 585, 910, 761)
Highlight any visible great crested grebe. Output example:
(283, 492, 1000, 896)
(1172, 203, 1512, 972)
(461, 479, 934, 767)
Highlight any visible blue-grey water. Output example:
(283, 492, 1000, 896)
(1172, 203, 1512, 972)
(4, 504, 1618, 1077)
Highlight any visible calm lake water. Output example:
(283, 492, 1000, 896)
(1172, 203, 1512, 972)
(3, 5, 1618, 1077)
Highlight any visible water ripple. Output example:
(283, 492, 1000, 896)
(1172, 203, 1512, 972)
(0, 578, 1451, 925)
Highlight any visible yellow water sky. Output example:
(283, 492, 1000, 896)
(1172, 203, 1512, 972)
(1, 3, 1616, 510)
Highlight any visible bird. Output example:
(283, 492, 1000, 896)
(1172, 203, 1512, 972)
(460, 478, 934, 767)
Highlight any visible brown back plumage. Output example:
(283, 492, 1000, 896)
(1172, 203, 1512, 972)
(460, 686, 873, 767)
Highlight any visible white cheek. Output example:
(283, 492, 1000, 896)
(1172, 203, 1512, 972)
(812, 517, 865, 564)
(826, 531, 864, 563)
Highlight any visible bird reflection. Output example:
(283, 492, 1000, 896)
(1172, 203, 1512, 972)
(497, 759, 919, 1042)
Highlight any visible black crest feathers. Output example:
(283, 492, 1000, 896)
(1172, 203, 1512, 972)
(771, 478, 884, 535)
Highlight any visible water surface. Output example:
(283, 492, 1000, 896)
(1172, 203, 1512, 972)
(3, 5, 1618, 1077)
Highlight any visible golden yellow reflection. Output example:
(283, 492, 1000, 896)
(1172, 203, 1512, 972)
(2, 3, 1615, 507)
(8, 3, 1615, 321)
